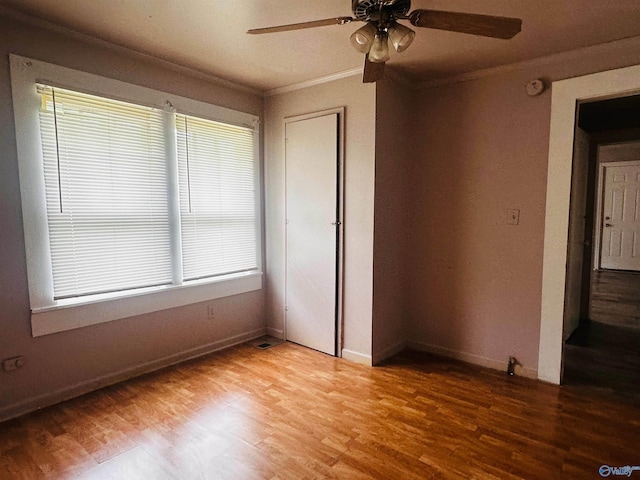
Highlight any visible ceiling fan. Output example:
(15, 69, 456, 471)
(248, 0, 522, 83)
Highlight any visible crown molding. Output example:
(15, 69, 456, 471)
(414, 35, 640, 90)
(0, 5, 262, 97)
(265, 67, 363, 97)
(5, 4, 640, 98)
(264, 34, 640, 95)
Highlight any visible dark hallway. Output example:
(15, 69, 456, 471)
(562, 95, 640, 398)
(564, 271, 640, 396)
(564, 320, 640, 397)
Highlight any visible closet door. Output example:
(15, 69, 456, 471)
(285, 112, 340, 355)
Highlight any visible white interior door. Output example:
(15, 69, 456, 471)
(285, 113, 339, 355)
(600, 162, 640, 271)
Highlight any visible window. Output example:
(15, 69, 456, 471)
(176, 114, 258, 281)
(39, 85, 173, 298)
(10, 55, 262, 336)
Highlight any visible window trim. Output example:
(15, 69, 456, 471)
(10, 54, 263, 337)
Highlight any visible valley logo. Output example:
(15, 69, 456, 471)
(599, 465, 640, 477)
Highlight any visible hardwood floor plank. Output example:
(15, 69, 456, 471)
(1, 446, 45, 480)
(564, 320, 640, 395)
(83, 445, 178, 480)
(590, 270, 640, 328)
(1, 342, 639, 479)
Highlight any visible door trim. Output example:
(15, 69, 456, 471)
(539, 63, 640, 385)
(593, 160, 640, 270)
(283, 107, 345, 356)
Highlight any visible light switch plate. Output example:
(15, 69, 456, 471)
(507, 209, 520, 225)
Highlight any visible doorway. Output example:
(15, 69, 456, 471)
(539, 63, 640, 385)
(284, 109, 344, 356)
(561, 97, 640, 394)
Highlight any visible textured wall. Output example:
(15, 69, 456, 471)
(371, 78, 414, 363)
(406, 39, 640, 376)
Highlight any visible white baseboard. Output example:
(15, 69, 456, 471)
(0, 327, 267, 423)
(341, 348, 372, 366)
(266, 327, 284, 339)
(407, 340, 538, 379)
(372, 340, 407, 365)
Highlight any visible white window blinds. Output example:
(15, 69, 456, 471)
(36, 84, 259, 301)
(38, 85, 171, 298)
(176, 114, 258, 281)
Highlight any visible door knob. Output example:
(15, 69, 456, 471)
(331, 221, 342, 226)
(605, 223, 613, 227)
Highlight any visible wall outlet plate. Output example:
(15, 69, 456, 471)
(3, 356, 25, 372)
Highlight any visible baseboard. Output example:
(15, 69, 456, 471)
(0, 327, 267, 424)
(266, 327, 284, 339)
(407, 340, 538, 379)
(341, 348, 372, 366)
(372, 340, 407, 365)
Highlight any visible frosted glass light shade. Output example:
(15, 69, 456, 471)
(350, 22, 377, 53)
(388, 23, 415, 53)
(368, 33, 390, 63)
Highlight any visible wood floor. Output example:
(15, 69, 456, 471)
(564, 320, 640, 396)
(2, 341, 640, 480)
(562, 269, 640, 393)
(590, 269, 640, 329)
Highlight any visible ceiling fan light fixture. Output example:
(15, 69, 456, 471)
(368, 32, 390, 63)
(350, 22, 377, 54)
(388, 22, 415, 53)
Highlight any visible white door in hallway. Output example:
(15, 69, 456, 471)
(285, 112, 339, 355)
(600, 161, 640, 271)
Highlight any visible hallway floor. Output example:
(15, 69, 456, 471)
(590, 269, 640, 329)
(563, 320, 640, 397)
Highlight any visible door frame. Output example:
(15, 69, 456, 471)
(283, 107, 345, 356)
(539, 63, 640, 384)
(593, 160, 640, 270)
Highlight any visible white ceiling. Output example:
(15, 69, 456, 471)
(3, 0, 640, 93)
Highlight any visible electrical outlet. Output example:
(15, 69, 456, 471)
(207, 305, 216, 319)
(3, 356, 25, 372)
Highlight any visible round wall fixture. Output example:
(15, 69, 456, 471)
(526, 79, 545, 96)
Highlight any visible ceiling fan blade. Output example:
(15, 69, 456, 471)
(363, 55, 385, 83)
(247, 16, 356, 34)
(408, 9, 522, 39)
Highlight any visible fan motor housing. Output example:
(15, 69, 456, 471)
(351, 0, 412, 21)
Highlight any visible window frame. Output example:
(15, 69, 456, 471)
(10, 54, 263, 337)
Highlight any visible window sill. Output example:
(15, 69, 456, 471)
(31, 271, 263, 337)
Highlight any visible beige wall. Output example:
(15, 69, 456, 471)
(599, 141, 640, 163)
(371, 78, 414, 363)
(0, 14, 265, 421)
(406, 40, 640, 376)
(264, 76, 376, 361)
(406, 71, 548, 374)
